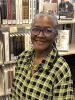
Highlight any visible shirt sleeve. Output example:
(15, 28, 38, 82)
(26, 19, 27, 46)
(52, 64, 74, 100)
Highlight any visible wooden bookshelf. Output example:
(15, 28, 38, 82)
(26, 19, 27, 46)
(58, 18, 75, 24)
(59, 44, 75, 56)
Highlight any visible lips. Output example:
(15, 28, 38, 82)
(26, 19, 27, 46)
(35, 38, 46, 42)
(35, 40, 46, 45)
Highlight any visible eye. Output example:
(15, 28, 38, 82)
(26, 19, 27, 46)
(47, 29, 53, 33)
(47, 28, 55, 33)
(31, 28, 39, 32)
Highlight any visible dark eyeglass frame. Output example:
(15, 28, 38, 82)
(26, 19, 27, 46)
(31, 27, 56, 36)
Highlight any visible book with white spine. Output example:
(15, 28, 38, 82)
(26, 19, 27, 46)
(16, 0, 19, 24)
(39, 0, 44, 12)
(29, 0, 33, 23)
(2, 31, 10, 62)
(19, 0, 22, 24)
(32, 0, 37, 20)
(25, 28, 32, 51)
(3, 64, 15, 95)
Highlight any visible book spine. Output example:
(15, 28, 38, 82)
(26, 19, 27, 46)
(4, 65, 15, 94)
(29, 0, 33, 24)
(25, 28, 32, 51)
(39, 0, 44, 12)
(2, 0, 7, 24)
(32, 0, 37, 20)
(56, 30, 70, 51)
(22, 0, 29, 24)
(16, 0, 20, 24)
(19, 0, 22, 24)
(7, 0, 12, 24)
(11, 0, 16, 24)
(0, 33, 4, 63)
(0, 5, 1, 22)
(2, 32, 10, 62)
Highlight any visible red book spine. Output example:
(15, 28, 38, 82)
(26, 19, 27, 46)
(7, 0, 11, 19)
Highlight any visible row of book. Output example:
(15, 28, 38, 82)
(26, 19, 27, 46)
(0, 0, 39, 25)
(43, 0, 75, 19)
(0, 27, 32, 63)
(0, 63, 15, 97)
(1, 0, 75, 25)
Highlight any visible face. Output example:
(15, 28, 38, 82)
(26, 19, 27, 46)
(31, 15, 57, 51)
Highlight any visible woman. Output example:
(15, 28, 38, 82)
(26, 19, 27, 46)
(10, 12, 74, 100)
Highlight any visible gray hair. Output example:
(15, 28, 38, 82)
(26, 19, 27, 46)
(31, 12, 58, 28)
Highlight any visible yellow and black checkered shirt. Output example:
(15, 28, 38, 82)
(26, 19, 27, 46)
(10, 47, 74, 100)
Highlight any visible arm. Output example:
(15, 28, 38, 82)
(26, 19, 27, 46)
(53, 64, 74, 100)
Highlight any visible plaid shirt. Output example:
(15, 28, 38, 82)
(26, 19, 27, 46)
(10, 47, 74, 100)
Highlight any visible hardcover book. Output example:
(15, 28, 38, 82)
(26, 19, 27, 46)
(0, 33, 4, 63)
(43, 2, 57, 15)
(2, 31, 10, 62)
(7, 0, 12, 24)
(58, 0, 74, 19)
(3, 64, 15, 94)
(22, 0, 29, 23)
(1, 0, 7, 24)
(11, 0, 16, 24)
(56, 30, 70, 51)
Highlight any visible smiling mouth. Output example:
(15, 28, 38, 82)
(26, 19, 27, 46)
(35, 40, 46, 45)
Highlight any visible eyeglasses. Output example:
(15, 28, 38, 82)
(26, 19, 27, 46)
(31, 27, 56, 36)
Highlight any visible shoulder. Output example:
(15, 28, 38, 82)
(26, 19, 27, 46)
(50, 56, 72, 85)
(17, 49, 33, 60)
(55, 56, 70, 73)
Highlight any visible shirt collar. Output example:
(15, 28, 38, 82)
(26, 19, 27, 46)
(26, 47, 58, 71)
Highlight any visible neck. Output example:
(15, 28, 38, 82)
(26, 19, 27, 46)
(33, 47, 52, 64)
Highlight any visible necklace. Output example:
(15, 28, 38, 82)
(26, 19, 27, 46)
(31, 55, 38, 74)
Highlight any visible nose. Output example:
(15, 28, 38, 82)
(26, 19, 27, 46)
(38, 30, 45, 37)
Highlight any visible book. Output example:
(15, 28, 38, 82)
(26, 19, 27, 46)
(2, 31, 10, 62)
(71, 24, 75, 43)
(43, 2, 57, 15)
(25, 28, 32, 51)
(22, 0, 29, 23)
(3, 64, 15, 94)
(0, 5, 2, 24)
(0, 33, 4, 63)
(56, 30, 70, 51)
(0, 68, 4, 96)
(7, 0, 12, 24)
(58, 0, 74, 19)
(39, 0, 44, 12)
(11, 0, 16, 24)
(1, 0, 7, 24)
(9, 26, 26, 60)
(16, 0, 19, 24)
(19, 0, 22, 24)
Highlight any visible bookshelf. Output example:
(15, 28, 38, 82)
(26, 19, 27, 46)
(59, 43, 75, 56)
(58, 18, 75, 24)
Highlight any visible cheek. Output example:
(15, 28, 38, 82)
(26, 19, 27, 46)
(47, 35, 56, 43)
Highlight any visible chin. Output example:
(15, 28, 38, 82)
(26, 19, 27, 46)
(34, 46, 48, 51)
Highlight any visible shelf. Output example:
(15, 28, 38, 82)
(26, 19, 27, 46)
(0, 60, 16, 66)
(1, 24, 31, 28)
(58, 18, 75, 24)
(59, 44, 75, 56)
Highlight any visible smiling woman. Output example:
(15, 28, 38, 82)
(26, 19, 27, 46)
(10, 12, 74, 100)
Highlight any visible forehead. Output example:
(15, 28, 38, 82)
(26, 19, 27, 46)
(32, 15, 54, 27)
